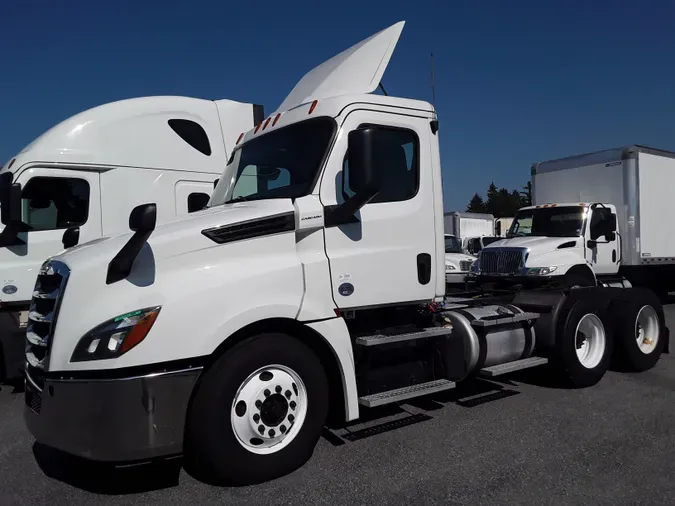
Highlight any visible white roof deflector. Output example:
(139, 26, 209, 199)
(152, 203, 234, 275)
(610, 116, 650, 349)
(276, 21, 405, 113)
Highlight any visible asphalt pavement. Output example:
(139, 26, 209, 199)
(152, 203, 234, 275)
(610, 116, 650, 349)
(2, 305, 675, 505)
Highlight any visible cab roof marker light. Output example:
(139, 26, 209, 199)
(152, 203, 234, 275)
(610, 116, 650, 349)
(8, 158, 15, 169)
(254, 123, 262, 134)
(272, 113, 281, 126)
(308, 100, 318, 114)
(236, 133, 244, 144)
(262, 117, 272, 130)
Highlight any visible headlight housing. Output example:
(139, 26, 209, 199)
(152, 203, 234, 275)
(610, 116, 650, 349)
(525, 266, 557, 276)
(445, 264, 456, 272)
(71, 307, 161, 362)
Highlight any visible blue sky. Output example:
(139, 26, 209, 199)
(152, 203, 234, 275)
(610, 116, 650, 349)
(3, 0, 675, 210)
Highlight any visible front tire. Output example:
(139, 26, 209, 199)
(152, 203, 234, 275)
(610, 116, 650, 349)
(185, 333, 329, 485)
(554, 298, 614, 388)
(608, 288, 665, 372)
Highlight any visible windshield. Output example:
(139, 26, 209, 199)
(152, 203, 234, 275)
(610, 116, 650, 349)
(507, 207, 585, 238)
(444, 235, 462, 253)
(210, 117, 335, 206)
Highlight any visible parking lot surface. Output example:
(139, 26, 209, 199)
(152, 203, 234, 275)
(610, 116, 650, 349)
(1, 305, 675, 506)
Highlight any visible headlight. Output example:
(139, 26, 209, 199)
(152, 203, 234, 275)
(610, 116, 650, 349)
(71, 306, 161, 362)
(525, 266, 557, 276)
(446, 264, 456, 271)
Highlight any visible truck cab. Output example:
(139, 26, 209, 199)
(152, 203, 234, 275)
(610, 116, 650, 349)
(444, 234, 476, 286)
(472, 202, 620, 287)
(0, 96, 262, 381)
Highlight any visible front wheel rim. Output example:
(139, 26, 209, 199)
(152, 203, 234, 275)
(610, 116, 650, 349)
(231, 365, 308, 455)
(635, 305, 659, 355)
(575, 313, 606, 369)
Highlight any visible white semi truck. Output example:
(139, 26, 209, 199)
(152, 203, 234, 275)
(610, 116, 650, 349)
(471, 145, 675, 296)
(0, 96, 262, 381)
(23, 22, 668, 486)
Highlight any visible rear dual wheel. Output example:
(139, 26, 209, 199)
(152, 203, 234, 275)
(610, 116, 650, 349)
(608, 288, 665, 372)
(185, 333, 329, 485)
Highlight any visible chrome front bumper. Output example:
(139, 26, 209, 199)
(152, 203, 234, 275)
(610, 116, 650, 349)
(24, 366, 201, 462)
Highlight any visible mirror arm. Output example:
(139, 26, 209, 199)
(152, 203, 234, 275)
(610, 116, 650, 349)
(324, 186, 378, 228)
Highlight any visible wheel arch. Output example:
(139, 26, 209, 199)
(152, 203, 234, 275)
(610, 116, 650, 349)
(199, 317, 350, 426)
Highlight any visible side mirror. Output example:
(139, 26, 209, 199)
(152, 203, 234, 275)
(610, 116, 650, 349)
(107, 203, 157, 285)
(62, 227, 80, 249)
(1, 183, 22, 226)
(213, 178, 219, 189)
(129, 203, 157, 233)
(608, 214, 617, 232)
(347, 128, 380, 195)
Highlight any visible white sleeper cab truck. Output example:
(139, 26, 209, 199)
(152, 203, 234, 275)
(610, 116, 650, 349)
(24, 23, 669, 486)
(444, 234, 476, 286)
(471, 145, 675, 296)
(0, 96, 262, 382)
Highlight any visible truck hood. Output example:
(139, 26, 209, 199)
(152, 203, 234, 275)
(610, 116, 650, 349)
(52, 199, 295, 271)
(485, 236, 580, 256)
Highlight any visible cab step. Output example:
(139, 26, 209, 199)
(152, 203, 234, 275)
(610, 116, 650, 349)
(355, 327, 452, 347)
(358, 379, 456, 408)
(479, 356, 549, 377)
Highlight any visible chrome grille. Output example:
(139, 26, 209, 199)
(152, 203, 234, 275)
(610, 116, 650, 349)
(459, 260, 474, 272)
(25, 260, 70, 388)
(479, 248, 527, 275)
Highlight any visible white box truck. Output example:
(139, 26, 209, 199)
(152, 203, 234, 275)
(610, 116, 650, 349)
(472, 145, 675, 296)
(23, 23, 669, 486)
(444, 211, 494, 243)
(0, 96, 263, 382)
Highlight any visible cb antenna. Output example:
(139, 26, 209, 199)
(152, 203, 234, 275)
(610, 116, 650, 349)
(430, 52, 436, 108)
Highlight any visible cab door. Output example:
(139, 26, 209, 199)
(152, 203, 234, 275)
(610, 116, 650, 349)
(320, 109, 437, 308)
(0, 168, 101, 303)
(585, 205, 619, 274)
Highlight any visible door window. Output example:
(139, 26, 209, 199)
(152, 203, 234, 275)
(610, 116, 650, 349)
(187, 192, 210, 213)
(342, 126, 419, 203)
(20, 177, 90, 231)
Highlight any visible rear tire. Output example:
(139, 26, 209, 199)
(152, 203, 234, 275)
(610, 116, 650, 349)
(185, 333, 329, 485)
(553, 298, 614, 388)
(608, 288, 665, 372)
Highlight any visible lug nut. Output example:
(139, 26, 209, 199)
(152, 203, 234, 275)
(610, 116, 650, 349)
(253, 413, 260, 423)
(258, 425, 265, 435)
(290, 401, 296, 410)
(264, 389, 271, 397)
(275, 385, 282, 393)
(280, 425, 287, 433)
(288, 414, 295, 423)
(285, 390, 291, 399)
(255, 400, 262, 409)
(269, 429, 276, 437)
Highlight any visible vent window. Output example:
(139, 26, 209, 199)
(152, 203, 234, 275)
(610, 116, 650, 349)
(168, 119, 212, 156)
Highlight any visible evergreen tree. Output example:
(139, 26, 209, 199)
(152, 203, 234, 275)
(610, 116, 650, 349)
(466, 193, 487, 213)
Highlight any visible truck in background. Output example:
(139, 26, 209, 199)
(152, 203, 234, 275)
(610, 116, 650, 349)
(0, 96, 263, 382)
(23, 22, 668, 486)
(472, 145, 675, 296)
(444, 211, 495, 251)
(444, 234, 477, 287)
